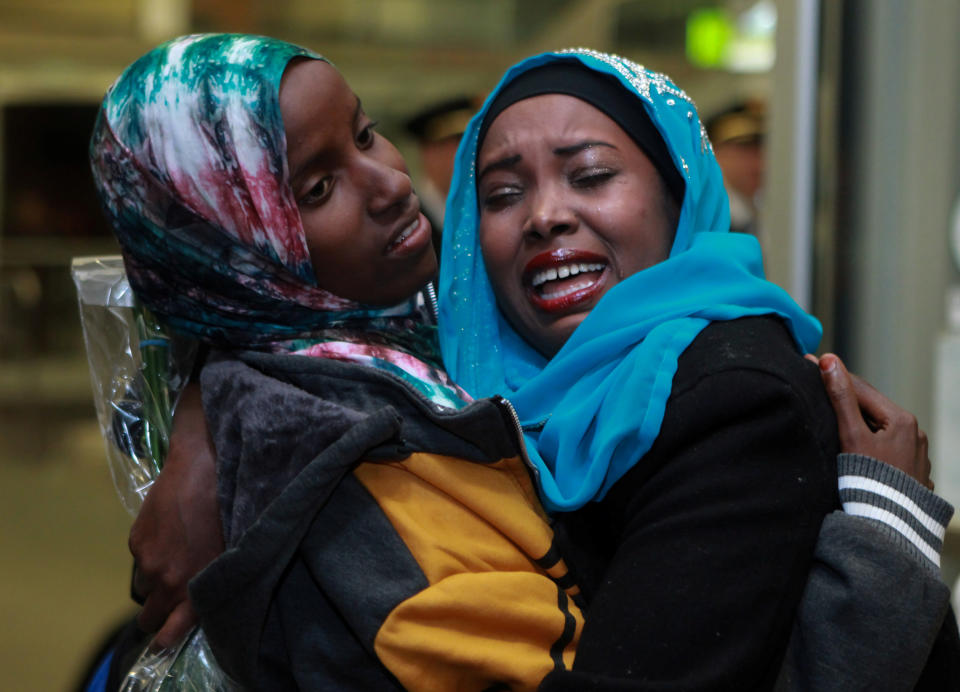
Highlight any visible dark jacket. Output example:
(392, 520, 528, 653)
(190, 351, 583, 691)
(543, 316, 959, 691)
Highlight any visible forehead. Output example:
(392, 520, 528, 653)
(279, 59, 353, 139)
(478, 94, 629, 158)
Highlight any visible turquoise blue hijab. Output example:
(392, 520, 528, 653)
(439, 49, 822, 511)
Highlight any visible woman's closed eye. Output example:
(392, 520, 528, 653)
(481, 183, 523, 211)
(570, 166, 617, 189)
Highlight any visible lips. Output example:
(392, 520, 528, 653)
(384, 208, 431, 257)
(522, 248, 609, 313)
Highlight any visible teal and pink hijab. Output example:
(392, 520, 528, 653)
(90, 34, 467, 409)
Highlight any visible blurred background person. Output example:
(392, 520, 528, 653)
(706, 99, 766, 238)
(404, 95, 480, 257)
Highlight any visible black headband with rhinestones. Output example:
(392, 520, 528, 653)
(476, 60, 685, 206)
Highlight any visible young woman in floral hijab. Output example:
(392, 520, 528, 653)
(91, 34, 585, 691)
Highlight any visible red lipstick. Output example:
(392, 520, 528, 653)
(522, 248, 609, 313)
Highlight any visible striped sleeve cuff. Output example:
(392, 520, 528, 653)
(838, 453, 954, 571)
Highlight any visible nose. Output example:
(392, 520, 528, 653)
(364, 156, 413, 218)
(523, 184, 577, 240)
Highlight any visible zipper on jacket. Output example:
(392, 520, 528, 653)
(493, 395, 541, 483)
(423, 281, 439, 323)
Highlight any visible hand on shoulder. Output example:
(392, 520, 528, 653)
(810, 353, 932, 489)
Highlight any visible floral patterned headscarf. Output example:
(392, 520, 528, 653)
(91, 34, 467, 408)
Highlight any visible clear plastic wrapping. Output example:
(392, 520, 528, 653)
(71, 256, 196, 514)
(120, 627, 240, 692)
(73, 256, 237, 689)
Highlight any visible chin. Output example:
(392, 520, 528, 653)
(394, 268, 437, 304)
(525, 315, 585, 359)
(421, 249, 439, 281)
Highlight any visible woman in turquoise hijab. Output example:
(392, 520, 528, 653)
(440, 49, 820, 511)
(439, 49, 957, 688)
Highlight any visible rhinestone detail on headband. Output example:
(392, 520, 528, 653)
(557, 47, 692, 105)
(557, 47, 713, 155)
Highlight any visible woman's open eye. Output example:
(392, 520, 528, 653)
(300, 176, 333, 206)
(356, 120, 378, 149)
(570, 167, 616, 189)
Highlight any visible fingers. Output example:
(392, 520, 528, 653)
(131, 563, 148, 606)
(129, 521, 160, 611)
(137, 588, 174, 634)
(819, 355, 937, 490)
(845, 372, 900, 431)
(818, 354, 866, 445)
(150, 600, 198, 652)
(133, 558, 188, 633)
(821, 354, 918, 436)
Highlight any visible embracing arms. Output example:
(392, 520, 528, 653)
(775, 355, 958, 692)
(127, 382, 223, 651)
(540, 326, 955, 691)
(127, 346, 956, 689)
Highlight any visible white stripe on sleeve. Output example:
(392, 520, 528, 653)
(841, 501, 940, 566)
(838, 475, 946, 542)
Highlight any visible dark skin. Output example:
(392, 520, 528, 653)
(477, 94, 674, 357)
(813, 353, 933, 489)
(280, 59, 437, 305)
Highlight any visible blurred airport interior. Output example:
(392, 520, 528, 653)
(1, 0, 959, 688)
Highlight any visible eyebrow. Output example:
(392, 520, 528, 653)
(289, 96, 364, 187)
(353, 96, 363, 124)
(476, 140, 617, 182)
(553, 140, 616, 156)
(477, 154, 521, 182)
